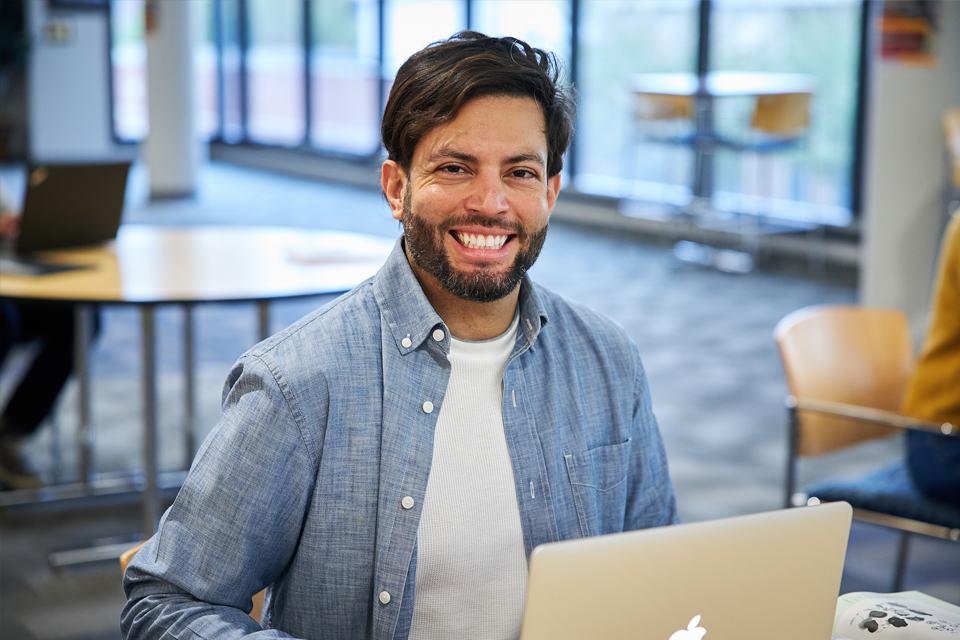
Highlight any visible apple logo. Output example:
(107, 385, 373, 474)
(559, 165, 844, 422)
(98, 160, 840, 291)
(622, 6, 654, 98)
(669, 614, 707, 640)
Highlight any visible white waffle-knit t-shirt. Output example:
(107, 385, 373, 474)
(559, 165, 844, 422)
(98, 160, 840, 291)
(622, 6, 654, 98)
(409, 312, 526, 640)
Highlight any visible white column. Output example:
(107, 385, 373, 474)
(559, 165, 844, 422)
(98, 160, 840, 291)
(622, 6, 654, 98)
(145, 0, 200, 198)
(860, 0, 960, 343)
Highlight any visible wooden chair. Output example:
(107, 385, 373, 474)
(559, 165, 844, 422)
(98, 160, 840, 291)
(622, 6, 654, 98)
(750, 92, 811, 138)
(774, 304, 960, 590)
(120, 541, 265, 622)
(944, 107, 960, 192)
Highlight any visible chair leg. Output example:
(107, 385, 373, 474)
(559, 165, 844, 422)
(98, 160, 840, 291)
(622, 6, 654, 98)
(785, 404, 799, 509)
(892, 529, 911, 592)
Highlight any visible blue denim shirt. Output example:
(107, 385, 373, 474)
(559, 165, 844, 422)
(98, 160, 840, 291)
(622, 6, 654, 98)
(122, 239, 678, 640)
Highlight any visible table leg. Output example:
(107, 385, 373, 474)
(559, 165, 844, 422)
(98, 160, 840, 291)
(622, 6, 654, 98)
(141, 304, 159, 537)
(74, 304, 92, 488)
(258, 301, 270, 342)
(183, 304, 196, 470)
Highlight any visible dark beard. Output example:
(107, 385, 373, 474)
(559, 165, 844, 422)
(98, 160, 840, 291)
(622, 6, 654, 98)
(401, 185, 548, 303)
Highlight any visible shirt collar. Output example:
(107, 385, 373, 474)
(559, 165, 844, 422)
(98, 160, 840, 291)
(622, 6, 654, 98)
(373, 237, 550, 355)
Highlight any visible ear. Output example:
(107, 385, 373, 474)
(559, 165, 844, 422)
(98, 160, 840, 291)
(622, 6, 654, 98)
(546, 173, 561, 212)
(382, 160, 408, 221)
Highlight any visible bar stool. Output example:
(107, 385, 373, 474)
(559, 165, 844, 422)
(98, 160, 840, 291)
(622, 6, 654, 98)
(729, 92, 814, 261)
(623, 91, 696, 206)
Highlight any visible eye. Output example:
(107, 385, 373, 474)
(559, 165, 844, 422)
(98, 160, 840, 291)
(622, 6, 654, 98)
(510, 169, 537, 179)
(440, 165, 466, 174)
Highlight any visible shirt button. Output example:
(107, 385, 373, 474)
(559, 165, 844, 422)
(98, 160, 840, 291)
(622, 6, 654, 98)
(379, 590, 391, 605)
(422, 401, 434, 414)
(401, 496, 415, 509)
(401, 337, 412, 348)
(432, 329, 445, 341)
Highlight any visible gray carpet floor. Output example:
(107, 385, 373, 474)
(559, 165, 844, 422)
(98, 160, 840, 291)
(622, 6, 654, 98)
(1, 162, 957, 640)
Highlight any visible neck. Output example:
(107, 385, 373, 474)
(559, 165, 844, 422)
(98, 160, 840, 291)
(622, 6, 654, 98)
(407, 259, 520, 342)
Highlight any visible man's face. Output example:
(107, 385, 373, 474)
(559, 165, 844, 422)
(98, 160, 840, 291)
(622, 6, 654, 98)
(385, 95, 561, 303)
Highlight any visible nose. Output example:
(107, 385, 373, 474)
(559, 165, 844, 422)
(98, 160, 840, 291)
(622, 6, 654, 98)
(465, 171, 508, 216)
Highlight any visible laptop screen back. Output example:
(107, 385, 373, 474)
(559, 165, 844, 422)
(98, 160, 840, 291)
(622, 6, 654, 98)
(520, 502, 852, 640)
(17, 162, 131, 253)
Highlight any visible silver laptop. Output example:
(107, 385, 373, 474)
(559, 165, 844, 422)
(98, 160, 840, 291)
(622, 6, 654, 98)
(520, 501, 852, 640)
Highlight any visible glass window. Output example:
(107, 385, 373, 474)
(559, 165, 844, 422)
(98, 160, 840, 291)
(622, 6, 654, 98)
(219, 0, 243, 142)
(110, 0, 148, 141)
(309, 0, 381, 155)
(471, 0, 571, 63)
(111, 0, 225, 143)
(710, 0, 861, 226)
(245, 0, 306, 145)
(575, 0, 700, 203)
(195, 0, 220, 140)
(382, 0, 466, 78)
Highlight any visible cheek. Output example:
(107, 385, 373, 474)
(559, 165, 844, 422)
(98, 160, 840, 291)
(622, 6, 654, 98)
(514, 193, 552, 223)
(414, 188, 461, 218)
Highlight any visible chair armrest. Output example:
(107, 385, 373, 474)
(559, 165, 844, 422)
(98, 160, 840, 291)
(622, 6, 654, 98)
(786, 395, 958, 436)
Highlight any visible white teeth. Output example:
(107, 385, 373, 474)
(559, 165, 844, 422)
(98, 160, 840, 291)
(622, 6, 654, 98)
(457, 232, 507, 250)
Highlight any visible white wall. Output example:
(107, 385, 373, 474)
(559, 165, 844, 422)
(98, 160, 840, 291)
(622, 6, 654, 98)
(860, 0, 960, 342)
(26, 0, 135, 162)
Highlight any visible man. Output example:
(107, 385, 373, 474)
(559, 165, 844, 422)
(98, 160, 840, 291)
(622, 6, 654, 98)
(122, 32, 677, 640)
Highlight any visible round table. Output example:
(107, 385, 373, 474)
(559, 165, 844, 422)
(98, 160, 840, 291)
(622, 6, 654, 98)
(1, 224, 396, 540)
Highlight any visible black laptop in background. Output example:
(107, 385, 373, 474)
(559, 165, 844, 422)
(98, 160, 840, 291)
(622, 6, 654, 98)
(15, 161, 131, 253)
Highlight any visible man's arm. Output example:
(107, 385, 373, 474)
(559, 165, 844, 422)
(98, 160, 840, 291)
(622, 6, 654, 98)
(625, 343, 680, 530)
(121, 353, 321, 639)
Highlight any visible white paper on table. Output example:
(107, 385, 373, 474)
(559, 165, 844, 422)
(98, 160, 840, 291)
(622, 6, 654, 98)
(834, 591, 960, 638)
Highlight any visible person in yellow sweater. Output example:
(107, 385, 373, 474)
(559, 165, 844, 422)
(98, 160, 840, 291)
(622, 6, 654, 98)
(901, 211, 960, 507)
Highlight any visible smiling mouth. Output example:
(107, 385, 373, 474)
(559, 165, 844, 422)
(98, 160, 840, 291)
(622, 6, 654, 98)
(453, 231, 511, 250)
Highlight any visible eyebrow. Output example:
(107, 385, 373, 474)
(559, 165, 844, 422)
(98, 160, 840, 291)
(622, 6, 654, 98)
(427, 148, 546, 170)
(428, 149, 478, 165)
(505, 153, 546, 170)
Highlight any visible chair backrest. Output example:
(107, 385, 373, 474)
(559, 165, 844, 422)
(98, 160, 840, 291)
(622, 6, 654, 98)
(633, 93, 694, 122)
(119, 542, 145, 574)
(944, 107, 960, 190)
(751, 92, 811, 135)
(120, 541, 265, 622)
(774, 304, 914, 455)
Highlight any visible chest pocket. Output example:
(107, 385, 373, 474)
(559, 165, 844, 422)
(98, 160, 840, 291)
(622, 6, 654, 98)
(564, 438, 631, 538)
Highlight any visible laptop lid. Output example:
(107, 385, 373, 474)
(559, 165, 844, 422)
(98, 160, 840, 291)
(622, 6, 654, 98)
(520, 501, 852, 640)
(16, 162, 131, 253)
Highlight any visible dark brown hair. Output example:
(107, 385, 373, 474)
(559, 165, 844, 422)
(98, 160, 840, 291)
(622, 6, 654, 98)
(381, 31, 576, 178)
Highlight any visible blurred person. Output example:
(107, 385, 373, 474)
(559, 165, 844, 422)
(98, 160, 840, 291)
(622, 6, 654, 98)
(0, 176, 87, 489)
(901, 210, 960, 507)
(122, 32, 678, 639)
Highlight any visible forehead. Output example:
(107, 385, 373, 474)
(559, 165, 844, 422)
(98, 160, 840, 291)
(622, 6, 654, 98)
(412, 95, 547, 164)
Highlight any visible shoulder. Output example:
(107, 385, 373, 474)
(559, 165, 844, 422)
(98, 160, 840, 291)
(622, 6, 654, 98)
(528, 281, 643, 387)
(249, 277, 383, 363)
(219, 278, 385, 403)
(533, 282, 637, 354)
